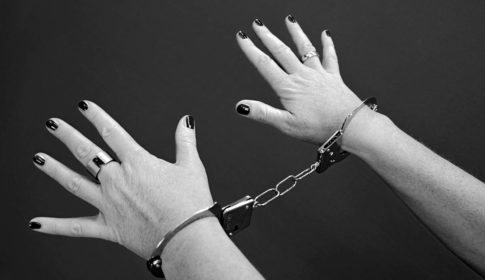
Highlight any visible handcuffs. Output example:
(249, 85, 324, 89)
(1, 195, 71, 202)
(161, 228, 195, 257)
(147, 97, 378, 278)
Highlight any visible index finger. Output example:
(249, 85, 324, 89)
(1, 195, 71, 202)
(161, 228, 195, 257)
(77, 100, 142, 160)
(236, 30, 288, 88)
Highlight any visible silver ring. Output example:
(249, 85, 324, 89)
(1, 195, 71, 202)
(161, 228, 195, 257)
(301, 51, 319, 63)
(87, 151, 115, 180)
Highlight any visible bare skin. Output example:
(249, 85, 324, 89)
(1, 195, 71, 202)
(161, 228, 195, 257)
(31, 101, 263, 279)
(30, 15, 485, 279)
(236, 15, 485, 276)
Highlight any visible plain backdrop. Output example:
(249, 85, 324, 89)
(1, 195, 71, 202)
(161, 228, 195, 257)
(1, 0, 485, 279)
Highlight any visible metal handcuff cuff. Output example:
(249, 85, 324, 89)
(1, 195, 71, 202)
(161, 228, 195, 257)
(147, 97, 378, 278)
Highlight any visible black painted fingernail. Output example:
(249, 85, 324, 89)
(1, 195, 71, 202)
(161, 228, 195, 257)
(45, 119, 58, 131)
(237, 30, 248, 39)
(254, 19, 264, 26)
(78, 101, 88, 111)
(325, 30, 331, 37)
(287, 14, 296, 23)
(33, 154, 45, 166)
(236, 104, 250, 115)
(185, 115, 195, 129)
(29, 221, 41, 229)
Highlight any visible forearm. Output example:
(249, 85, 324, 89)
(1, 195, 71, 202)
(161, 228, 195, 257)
(342, 108, 485, 274)
(162, 216, 264, 280)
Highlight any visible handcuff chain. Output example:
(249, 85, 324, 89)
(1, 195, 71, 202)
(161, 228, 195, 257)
(252, 97, 378, 208)
(147, 97, 378, 278)
(253, 162, 320, 208)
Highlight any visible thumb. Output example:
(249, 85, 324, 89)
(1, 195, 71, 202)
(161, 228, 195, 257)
(175, 115, 200, 166)
(235, 100, 294, 134)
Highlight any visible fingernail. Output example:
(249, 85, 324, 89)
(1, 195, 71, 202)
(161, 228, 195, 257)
(236, 104, 250, 115)
(45, 119, 58, 131)
(78, 100, 88, 111)
(185, 115, 195, 129)
(33, 154, 45, 166)
(237, 30, 248, 39)
(254, 19, 264, 26)
(325, 30, 331, 37)
(287, 14, 296, 23)
(29, 221, 41, 229)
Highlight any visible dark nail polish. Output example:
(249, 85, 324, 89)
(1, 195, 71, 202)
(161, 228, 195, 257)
(78, 101, 88, 111)
(33, 155, 45, 166)
(237, 30, 248, 39)
(325, 30, 331, 37)
(45, 119, 58, 131)
(236, 104, 250, 115)
(29, 221, 41, 229)
(185, 115, 195, 129)
(254, 19, 264, 26)
(287, 14, 296, 23)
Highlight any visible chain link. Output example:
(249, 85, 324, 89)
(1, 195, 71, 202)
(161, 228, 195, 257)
(253, 162, 320, 208)
(253, 97, 377, 209)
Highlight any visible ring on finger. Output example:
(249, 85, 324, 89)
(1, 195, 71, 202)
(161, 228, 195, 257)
(301, 50, 319, 63)
(86, 151, 116, 180)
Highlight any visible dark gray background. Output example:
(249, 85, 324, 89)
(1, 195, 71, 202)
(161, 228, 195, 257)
(1, 0, 485, 279)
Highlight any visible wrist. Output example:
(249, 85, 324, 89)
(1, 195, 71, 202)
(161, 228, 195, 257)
(161, 216, 227, 272)
(340, 107, 394, 159)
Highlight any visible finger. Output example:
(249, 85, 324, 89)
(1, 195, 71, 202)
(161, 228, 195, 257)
(251, 19, 303, 74)
(285, 15, 323, 71)
(321, 30, 340, 74)
(237, 30, 288, 88)
(32, 153, 103, 208)
(175, 115, 200, 167)
(45, 118, 121, 178)
(29, 215, 111, 240)
(235, 100, 295, 134)
(78, 100, 142, 160)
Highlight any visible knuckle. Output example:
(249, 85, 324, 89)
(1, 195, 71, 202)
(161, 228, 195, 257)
(301, 43, 316, 53)
(51, 222, 59, 235)
(179, 135, 195, 146)
(280, 123, 295, 135)
(256, 105, 269, 122)
(256, 54, 272, 66)
(125, 146, 145, 162)
(76, 144, 91, 159)
(98, 164, 119, 184)
(272, 76, 288, 87)
(67, 176, 82, 194)
(279, 116, 296, 135)
(70, 222, 83, 237)
(101, 125, 116, 140)
(108, 227, 122, 244)
(274, 44, 291, 56)
(328, 49, 337, 58)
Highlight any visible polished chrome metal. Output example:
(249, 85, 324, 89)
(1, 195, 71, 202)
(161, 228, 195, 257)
(252, 163, 319, 207)
(86, 151, 115, 179)
(301, 50, 319, 62)
(318, 129, 343, 154)
(147, 202, 222, 278)
(146, 97, 378, 278)
(254, 188, 280, 208)
(221, 196, 254, 236)
(340, 97, 378, 132)
(315, 97, 378, 173)
(276, 175, 297, 196)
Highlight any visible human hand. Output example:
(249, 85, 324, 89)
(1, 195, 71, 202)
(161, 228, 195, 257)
(235, 15, 364, 145)
(30, 101, 213, 259)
